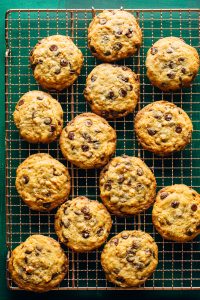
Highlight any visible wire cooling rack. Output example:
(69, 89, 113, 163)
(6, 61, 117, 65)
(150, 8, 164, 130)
(5, 8, 200, 290)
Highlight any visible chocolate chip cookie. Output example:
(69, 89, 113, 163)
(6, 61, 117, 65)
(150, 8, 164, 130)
(152, 184, 200, 242)
(16, 153, 71, 211)
(30, 35, 83, 91)
(146, 37, 199, 91)
(8, 235, 68, 292)
(134, 101, 193, 156)
(101, 230, 158, 287)
(88, 10, 142, 62)
(84, 64, 140, 119)
(59, 113, 117, 169)
(100, 155, 156, 216)
(13, 91, 63, 143)
(55, 196, 112, 252)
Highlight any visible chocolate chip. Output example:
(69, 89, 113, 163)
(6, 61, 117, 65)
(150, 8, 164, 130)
(118, 175, 125, 184)
(126, 254, 135, 262)
(37, 96, 44, 100)
(101, 35, 110, 43)
(113, 42, 123, 51)
(126, 84, 133, 91)
(119, 88, 127, 97)
(50, 125, 56, 132)
(121, 233, 129, 239)
(175, 126, 182, 133)
(68, 131, 75, 140)
(49, 44, 58, 51)
(191, 204, 197, 211)
(117, 74, 129, 82)
(82, 230, 90, 239)
(82, 132, 92, 142)
(169, 61, 175, 69)
(25, 249, 32, 254)
(84, 214, 92, 220)
(137, 168, 143, 176)
(147, 128, 157, 136)
(151, 47, 158, 55)
(90, 46, 96, 53)
(160, 192, 169, 199)
(104, 50, 111, 56)
(166, 48, 173, 53)
(97, 227, 104, 236)
(51, 273, 58, 280)
(112, 238, 119, 246)
(181, 67, 187, 74)
(116, 276, 125, 283)
(113, 268, 120, 274)
(171, 201, 179, 208)
(91, 75, 97, 82)
(60, 58, 68, 67)
(18, 99, 24, 106)
(125, 28, 133, 38)
(53, 168, 62, 176)
(196, 224, 200, 230)
(93, 141, 100, 149)
(136, 183, 144, 191)
(70, 69, 75, 74)
(114, 29, 123, 36)
(107, 91, 115, 99)
(82, 145, 89, 152)
(167, 72, 176, 79)
(186, 229, 193, 236)
(23, 175, 29, 184)
(99, 18, 107, 25)
(178, 57, 185, 62)
(104, 181, 112, 191)
(54, 68, 61, 75)
(81, 206, 90, 214)
(165, 113, 172, 121)
(62, 219, 70, 228)
(74, 210, 81, 215)
(131, 240, 139, 249)
(43, 202, 51, 209)
(44, 117, 52, 125)
(135, 262, 145, 270)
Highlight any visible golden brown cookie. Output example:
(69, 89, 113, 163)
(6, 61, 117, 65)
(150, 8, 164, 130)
(8, 235, 68, 292)
(134, 101, 193, 156)
(16, 153, 71, 211)
(59, 113, 117, 169)
(13, 90, 63, 143)
(146, 37, 199, 91)
(101, 230, 158, 287)
(30, 35, 83, 91)
(88, 10, 142, 62)
(152, 184, 200, 242)
(55, 196, 112, 252)
(100, 155, 156, 216)
(84, 64, 140, 119)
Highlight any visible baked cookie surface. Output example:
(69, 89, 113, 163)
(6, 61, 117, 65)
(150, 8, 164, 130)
(8, 235, 68, 292)
(100, 155, 156, 216)
(55, 196, 112, 252)
(101, 230, 158, 287)
(30, 35, 83, 91)
(13, 90, 63, 143)
(152, 184, 200, 242)
(134, 101, 193, 156)
(84, 64, 140, 119)
(16, 153, 71, 211)
(146, 37, 199, 91)
(88, 10, 142, 62)
(59, 113, 116, 169)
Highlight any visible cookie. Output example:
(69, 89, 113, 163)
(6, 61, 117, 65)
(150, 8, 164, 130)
(88, 10, 142, 62)
(55, 196, 112, 252)
(100, 155, 156, 216)
(146, 37, 199, 91)
(84, 64, 140, 119)
(13, 91, 63, 143)
(8, 235, 68, 292)
(152, 184, 200, 242)
(30, 35, 83, 91)
(59, 113, 117, 169)
(134, 101, 193, 156)
(16, 153, 71, 211)
(101, 230, 158, 287)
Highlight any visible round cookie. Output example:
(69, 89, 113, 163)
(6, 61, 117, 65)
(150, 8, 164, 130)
(8, 235, 68, 292)
(16, 153, 71, 211)
(101, 230, 158, 287)
(100, 155, 156, 216)
(30, 35, 83, 91)
(55, 196, 112, 252)
(134, 101, 193, 156)
(146, 37, 199, 91)
(13, 91, 63, 144)
(59, 113, 117, 169)
(88, 10, 142, 62)
(84, 64, 140, 119)
(152, 184, 200, 242)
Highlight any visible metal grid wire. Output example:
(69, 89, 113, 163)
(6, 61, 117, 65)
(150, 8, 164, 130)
(5, 8, 200, 290)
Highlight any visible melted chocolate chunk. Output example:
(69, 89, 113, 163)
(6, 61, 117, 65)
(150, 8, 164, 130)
(165, 113, 172, 121)
(107, 91, 115, 99)
(181, 67, 187, 74)
(91, 75, 97, 82)
(171, 201, 179, 208)
(23, 175, 29, 184)
(175, 126, 182, 133)
(97, 227, 104, 236)
(68, 132, 75, 140)
(82, 145, 89, 152)
(119, 88, 127, 97)
(125, 28, 133, 38)
(191, 204, 197, 212)
(104, 181, 112, 191)
(160, 192, 169, 200)
(118, 175, 125, 184)
(167, 72, 176, 79)
(49, 44, 58, 51)
(82, 230, 90, 239)
(147, 128, 157, 136)
(18, 99, 24, 106)
(151, 47, 158, 55)
(50, 125, 56, 132)
(126, 254, 135, 262)
(60, 59, 68, 67)
(113, 42, 123, 51)
(114, 29, 123, 37)
(178, 57, 185, 62)
(104, 50, 111, 56)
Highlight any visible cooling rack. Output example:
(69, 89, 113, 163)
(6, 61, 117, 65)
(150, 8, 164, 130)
(5, 8, 200, 290)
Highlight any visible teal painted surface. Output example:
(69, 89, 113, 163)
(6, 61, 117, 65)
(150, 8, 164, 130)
(0, 0, 200, 299)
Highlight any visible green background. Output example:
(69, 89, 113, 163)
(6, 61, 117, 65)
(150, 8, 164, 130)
(0, 0, 199, 299)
